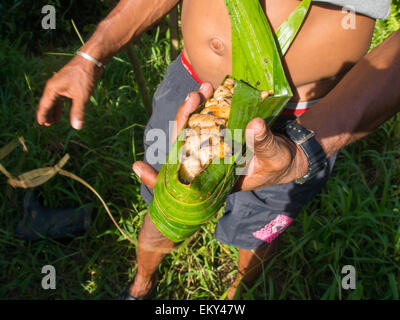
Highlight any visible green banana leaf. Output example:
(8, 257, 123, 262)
(148, 0, 311, 242)
(276, 0, 312, 57)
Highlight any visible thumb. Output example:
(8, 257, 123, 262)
(172, 82, 214, 143)
(70, 96, 88, 130)
(245, 118, 278, 159)
(171, 92, 201, 143)
(132, 161, 158, 190)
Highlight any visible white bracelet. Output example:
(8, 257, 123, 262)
(76, 51, 105, 68)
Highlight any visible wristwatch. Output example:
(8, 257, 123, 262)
(281, 120, 327, 184)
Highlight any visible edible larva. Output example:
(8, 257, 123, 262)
(183, 126, 225, 139)
(179, 155, 203, 184)
(197, 146, 214, 167)
(200, 105, 231, 120)
(188, 114, 227, 128)
(179, 77, 235, 184)
(205, 98, 218, 109)
(214, 85, 232, 103)
(197, 125, 225, 136)
(183, 133, 222, 156)
(216, 141, 231, 158)
(223, 78, 235, 92)
(197, 142, 231, 167)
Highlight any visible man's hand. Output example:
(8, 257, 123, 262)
(132, 82, 309, 192)
(132, 82, 214, 189)
(236, 118, 308, 191)
(37, 56, 102, 130)
(37, 0, 180, 130)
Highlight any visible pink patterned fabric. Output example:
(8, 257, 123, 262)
(252, 214, 293, 243)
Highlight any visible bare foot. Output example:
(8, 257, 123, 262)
(129, 274, 155, 298)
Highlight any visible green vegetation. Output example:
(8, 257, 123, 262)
(0, 2, 399, 300)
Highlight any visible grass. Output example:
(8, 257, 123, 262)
(0, 4, 399, 300)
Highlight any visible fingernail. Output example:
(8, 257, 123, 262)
(185, 94, 190, 102)
(133, 165, 142, 178)
(200, 83, 206, 90)
(72, 118, 83, 130)
(255, 126, 267, 141)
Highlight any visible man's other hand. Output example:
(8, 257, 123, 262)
(36, 56, 102, 130)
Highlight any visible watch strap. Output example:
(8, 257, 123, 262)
(295, 133, 327, 184)
(283, 120, 327, 184)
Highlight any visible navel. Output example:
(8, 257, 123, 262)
(209, 37, 226, 56)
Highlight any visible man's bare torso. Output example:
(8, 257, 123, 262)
(181, 0, 375, 101)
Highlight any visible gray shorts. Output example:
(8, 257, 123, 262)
(140, 54, 337, 250)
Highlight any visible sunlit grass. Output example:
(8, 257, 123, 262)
(0, 5, 399, 300)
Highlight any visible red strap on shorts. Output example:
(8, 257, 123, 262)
(279, 108, 308, 116)
(181, 51, 203, 85)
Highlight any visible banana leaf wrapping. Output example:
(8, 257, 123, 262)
(148, 0, 311, 242)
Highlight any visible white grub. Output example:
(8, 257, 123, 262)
(217, 141, 231, 158)
(198, 126, 224, 137)
(219, 97, 232, 107)
(188, 114, 226, 128)
(200, 104, 231, 120)
(223, 77, 235, 89)
(214, 85, 232, 102)
(260, 89, 274, 101)
(205, 98, 218, 109)
(182, 127, 200, 137)
(197, 142, 230, 167)
(179, 78, 235, 184)
(260, 91, 269, 100)
(197, 146, 214, 167)
(183, 126, 223, 140)
(183, 132, 223, 156)
(184, 134, 207, 155)
(179, 155, 203, 184)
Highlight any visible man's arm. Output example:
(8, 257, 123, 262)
(298, 29, 400, 159)
(37, 0, 179, 129)
(238, 29, 400, 191)
(80, 0, 179, 64)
